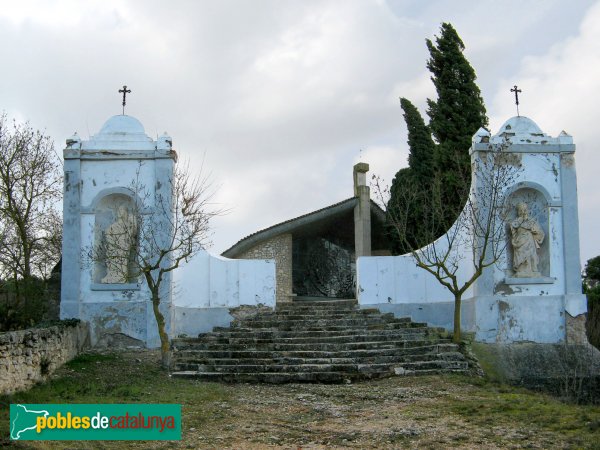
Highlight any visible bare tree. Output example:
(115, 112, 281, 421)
(0, 113, 63, 276)
(88, 161, 223, 367)
(0, 113, 62, 330)
(0, 113, 62, 281)
(376, 141, 520, 342)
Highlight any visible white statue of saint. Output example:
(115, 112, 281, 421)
(101, 205, 137, 284)
(510, 202, 545, 277)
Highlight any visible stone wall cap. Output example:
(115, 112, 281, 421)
(472, 127, 491, 144)
(353, 162, 370, 173)
(504, 276, 555, 285)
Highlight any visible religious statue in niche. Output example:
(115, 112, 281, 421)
(101, 205, 138, 284)
(510, 202, 545, 277)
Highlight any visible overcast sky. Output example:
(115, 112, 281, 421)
(2, 0, 599, 265)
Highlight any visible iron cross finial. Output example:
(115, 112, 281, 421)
(118, 85, 132, 115)
(510, 85, 522, 117)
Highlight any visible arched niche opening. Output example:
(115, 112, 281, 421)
(93, 193, 138, 284)
(505, 187, 550, 278)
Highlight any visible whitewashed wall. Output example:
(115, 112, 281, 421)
(358, 229, 472, 305)
(171, 251, 275, 337)
(173, 251, 275, 308)
(357, 117, 587, 344)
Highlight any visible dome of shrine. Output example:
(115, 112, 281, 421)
(496, 116, 544, 137)
(98, 115, 146, 136)
(490, 115, 552, 145)
(83, 114, 154, 150)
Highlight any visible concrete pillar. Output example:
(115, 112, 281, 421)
(559, 150, 584, 295)
(60, 137, 82, 320)
(353, 163, 371, 258)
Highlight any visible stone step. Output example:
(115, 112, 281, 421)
(171, 338, 451, 352)
(200, 333, 427, 346)
(392, 359, 470, 372)
(275, 308, 360, 314)
(253, 311, 392, 321)
(171, 343, 459, 360)
(187, 331, 430, 345)
(184, 327, 431, 341)
(233, 316, 392, 325)
(212, 321, 424, 333)
(289, 298, 358, 305)
(170, 298, 472, 383)
(230, 319, 427, 330)
(172, 351, 466, 371)
(281, 304, 358, 310)
(392, 368, 471, 377)
(275, 307, 380, 315)
(192, 335, 431, 347)
(278, 301, 358, 306)
(170, 371, 365, 384)
(171, 363, 470, 384)
(274, 306, 358, 313)
(173, 363, 398, 374)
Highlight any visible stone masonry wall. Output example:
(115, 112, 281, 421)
(0, 321, 89, 394)
(238, 233, 292, 303)
(566, 313, 589, 345)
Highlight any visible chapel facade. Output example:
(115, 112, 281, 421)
(222, 163, 391, 303)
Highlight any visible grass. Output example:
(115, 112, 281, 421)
(0, 351, 229, 448)
(439, 375, 600, 446)
(1, 351, 599, 449)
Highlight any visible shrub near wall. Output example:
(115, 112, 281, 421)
(587, 299, 600, 350)
(0, 320, 89, 394)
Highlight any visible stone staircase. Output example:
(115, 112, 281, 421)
(170, 299, 470, 383)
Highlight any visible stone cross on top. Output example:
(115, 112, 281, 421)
(118, 85, 131, 115)
(511, 85, 522, 116)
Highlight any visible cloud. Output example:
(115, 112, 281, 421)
(0, 0, 598, 262)
(354, 145, 408, 185)
(488, 0, 600, 264)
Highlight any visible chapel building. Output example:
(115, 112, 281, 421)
(222, 163, 391, 303)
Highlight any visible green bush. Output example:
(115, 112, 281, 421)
(583, 256, 600, 350)
(0, 277, 50, 331)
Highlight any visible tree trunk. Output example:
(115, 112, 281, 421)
(453, 293, 462, 343)
(150, 288, 171, 369)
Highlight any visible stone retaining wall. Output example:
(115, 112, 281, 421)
(0, 321, 89, 394)
(472, 342, 600, 404)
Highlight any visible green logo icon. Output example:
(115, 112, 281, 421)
(10, 404, 181, 440)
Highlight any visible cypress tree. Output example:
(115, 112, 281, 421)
(388, 99, 435, 254)
(401, 98, 435, 185)
(387, 168, 413, 254)
(426, 22, 488, 227)
(387, 23, 488, 253)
